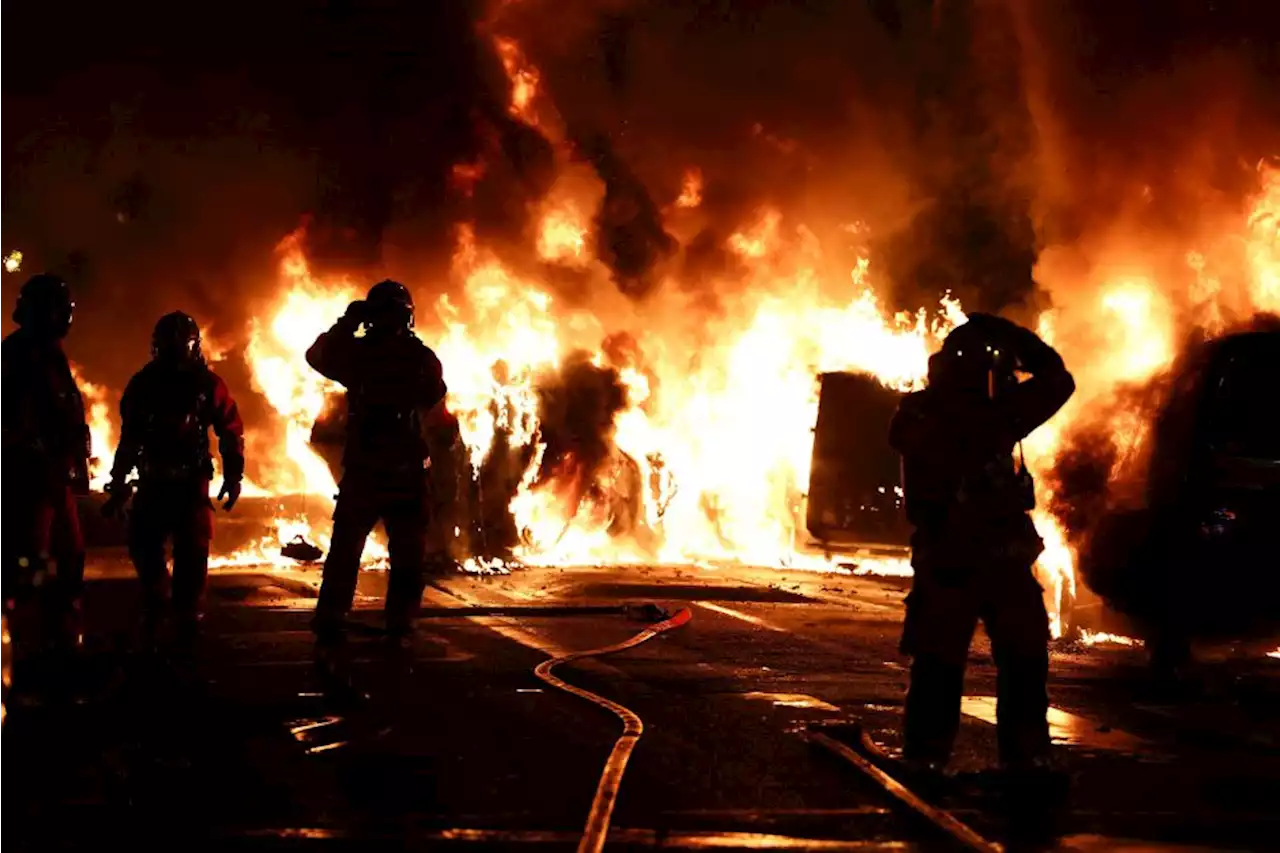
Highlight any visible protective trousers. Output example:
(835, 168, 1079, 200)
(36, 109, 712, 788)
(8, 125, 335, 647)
(3, 484, 86, 649)
(314, 473, 428, 640)
(900, 560, 1051, 768)
(128, 480, 215, 629)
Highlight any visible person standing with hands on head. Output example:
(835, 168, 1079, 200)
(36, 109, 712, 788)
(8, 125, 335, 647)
(305, 280, 447, 652)
(890, 312, 1075, 788)
(102, 312, 245, 652)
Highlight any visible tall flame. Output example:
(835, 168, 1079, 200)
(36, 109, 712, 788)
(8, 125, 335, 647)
(69, 362, 116, 492)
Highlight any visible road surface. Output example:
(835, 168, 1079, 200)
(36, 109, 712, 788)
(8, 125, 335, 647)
(6, 553, 1279, 851)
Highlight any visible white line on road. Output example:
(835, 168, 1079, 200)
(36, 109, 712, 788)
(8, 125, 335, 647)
(960, 696, 1148, 752)
(695, 601, 790, 632)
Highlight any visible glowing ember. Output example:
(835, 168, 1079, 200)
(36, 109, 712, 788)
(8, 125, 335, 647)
(1080, 630, 1142, 648)
(728, 208, 783, 259)
(3, 249, 23, 273)
(537, 204, 589, 265)
(493, 36, 540, 126)
(675, 168, 703, 209)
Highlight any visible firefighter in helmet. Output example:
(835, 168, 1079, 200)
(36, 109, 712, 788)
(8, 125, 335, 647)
(102, 311, 245, 646)
(305, 280, 447, 646)
(890, 313, 1075, 779)
(2, 274, 91, 679)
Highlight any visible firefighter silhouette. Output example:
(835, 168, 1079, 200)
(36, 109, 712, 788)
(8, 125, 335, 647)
(103, 312, 245, 646)
(2, 274, 91, 672)
(305, 280, 447, 644)
(890, 313, 1074, 775)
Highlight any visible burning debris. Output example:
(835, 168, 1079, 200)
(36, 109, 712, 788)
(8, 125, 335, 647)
(280, 536, 324, 564)
(1079, 630, 1142, 648)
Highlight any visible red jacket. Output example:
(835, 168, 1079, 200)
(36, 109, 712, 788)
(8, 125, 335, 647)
(110, 360, 245, 486)
(2, 329, 91, 494)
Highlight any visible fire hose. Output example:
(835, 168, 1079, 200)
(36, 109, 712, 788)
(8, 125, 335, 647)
(807, 724, 1001, 853)
(534, 607, 693, 853)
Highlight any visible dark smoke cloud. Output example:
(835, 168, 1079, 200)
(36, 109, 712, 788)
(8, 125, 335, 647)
(530, 350, 646, 541)
(576, 133, 676, 298)
(533, 350, 628, 486)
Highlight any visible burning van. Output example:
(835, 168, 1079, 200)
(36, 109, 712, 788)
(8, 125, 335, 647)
(805, 371, 912, 556)
(1079, 325, 1280, 659)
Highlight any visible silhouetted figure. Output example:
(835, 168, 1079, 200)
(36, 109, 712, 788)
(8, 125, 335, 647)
(103, 312, 244, 647)
(890, 313, 1074, 777)
(305, 280, 447, 645)
(2, 274, 91, 672)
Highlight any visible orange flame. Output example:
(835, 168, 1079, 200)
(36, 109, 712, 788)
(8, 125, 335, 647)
(68, 362, 116, 491)
(494, 36, 540, 126)
(676, 168, 703, 209)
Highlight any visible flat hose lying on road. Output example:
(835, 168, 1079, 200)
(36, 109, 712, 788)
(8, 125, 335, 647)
(808, 726, 1001, 853)
(534, 607, 694, 853)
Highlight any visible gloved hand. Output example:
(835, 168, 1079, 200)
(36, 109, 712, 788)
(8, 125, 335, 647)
(217, 479, 242, 511)
(340, 300, 368, 329)
(101, 482, 134, 518)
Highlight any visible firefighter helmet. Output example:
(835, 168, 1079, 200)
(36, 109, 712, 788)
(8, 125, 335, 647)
(13, 273, 75, 338)
(930, 318, 1017, 396)
(365, 279, 414, 331)
(151, 311, 204, 364)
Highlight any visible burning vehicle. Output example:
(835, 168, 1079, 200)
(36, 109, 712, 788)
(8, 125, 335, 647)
(805, 371, 911, 558)
(1073, 323, 1280, 663)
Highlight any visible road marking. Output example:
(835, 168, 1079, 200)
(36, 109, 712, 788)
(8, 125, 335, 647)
(960, 696, 1148, 751)
(423, 585, 629, 677)
(241, 827, 910, 849)
(660, 807, 892, 817)
(695, 601, 790, 632)
(742, 692, 842, 712)
(798, 590, 902, 616)
(288, 717, 342, 737)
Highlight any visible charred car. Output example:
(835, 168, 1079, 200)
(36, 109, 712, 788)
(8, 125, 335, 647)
(1080, 326, 1280, 664)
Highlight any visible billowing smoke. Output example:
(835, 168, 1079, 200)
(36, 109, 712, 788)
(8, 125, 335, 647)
(576, 133, 676, 298)
(530, 351, 636, 531)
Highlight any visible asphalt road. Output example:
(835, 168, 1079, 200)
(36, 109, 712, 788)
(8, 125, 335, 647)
(6, 555, 1280, 852)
